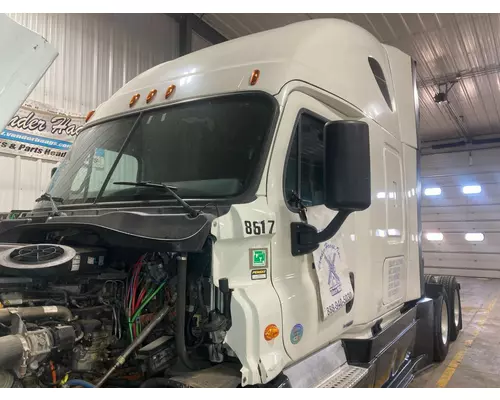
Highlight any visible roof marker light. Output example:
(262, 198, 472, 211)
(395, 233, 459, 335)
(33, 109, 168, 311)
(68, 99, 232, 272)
(129, 94, 140, 108)
(146, 89, 157, 104)
(165, 84, 176, 99)
(250, 69, 260, 86)
(85, 110, 95, 123)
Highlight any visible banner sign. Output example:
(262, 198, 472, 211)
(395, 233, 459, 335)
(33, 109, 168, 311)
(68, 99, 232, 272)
(0, 100, 85, 161)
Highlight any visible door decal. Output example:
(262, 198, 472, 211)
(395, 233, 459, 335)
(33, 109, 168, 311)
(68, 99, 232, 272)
(308, 207, 354, 320)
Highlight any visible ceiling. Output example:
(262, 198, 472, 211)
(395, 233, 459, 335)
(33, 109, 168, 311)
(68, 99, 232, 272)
(199, 14, 500, 144)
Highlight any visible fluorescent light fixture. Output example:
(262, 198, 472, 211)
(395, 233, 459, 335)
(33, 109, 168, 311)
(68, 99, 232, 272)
(375, 229, 387, 238)
(388, 229, 401, 237)
(426, 232, 443, 241)
(465, 233, 484, 242)
(462, 185, 481, 194)
(424, 187, 441, 196)
(376, 192, 386, 199)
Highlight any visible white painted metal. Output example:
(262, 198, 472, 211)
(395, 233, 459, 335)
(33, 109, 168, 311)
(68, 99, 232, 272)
(7, 13, 179, 116)
(89, 19, 400, 139)
(422, 148, 500, 278)
(0, 15, 59, 215)
(47, 19, 419, 386)
(0, 14, 58, 134)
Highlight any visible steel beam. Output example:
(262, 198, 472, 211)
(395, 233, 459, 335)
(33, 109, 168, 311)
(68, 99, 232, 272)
(167, 14, 227, 55)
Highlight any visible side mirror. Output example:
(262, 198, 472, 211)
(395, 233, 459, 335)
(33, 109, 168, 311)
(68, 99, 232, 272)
(290, 120, 371, 256)
(51, 167, 57, 178)
(324, 120, 371, 211)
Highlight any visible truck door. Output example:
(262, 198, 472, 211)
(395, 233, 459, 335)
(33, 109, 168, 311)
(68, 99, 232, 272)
(267, 91, 359, 361)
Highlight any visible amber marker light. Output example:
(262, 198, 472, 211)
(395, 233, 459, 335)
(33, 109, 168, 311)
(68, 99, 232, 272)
(85, 110, 95, 123)
(250, 69, 260, 86)
(129, 94, 140, 107)
(146, 89, 157, 104)
(264, 324, 279, 341)
(165, 84, 176, 99)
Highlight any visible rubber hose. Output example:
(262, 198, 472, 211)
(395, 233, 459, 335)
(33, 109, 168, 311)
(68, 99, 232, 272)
(0, 335, 24, 368)
(66, 379, 95, 388)
(175, 254, 200, 371)
(0, 306, 73, 323)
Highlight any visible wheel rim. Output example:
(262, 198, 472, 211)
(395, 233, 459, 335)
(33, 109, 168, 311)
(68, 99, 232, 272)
(454, 290, 460, 327)
(441, 300, 449, 344)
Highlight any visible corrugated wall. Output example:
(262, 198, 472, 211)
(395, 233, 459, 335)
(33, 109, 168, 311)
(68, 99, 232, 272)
(0, 14, 180, 214)
(192, 32, 212, 51)
(7, 13, 179, 115)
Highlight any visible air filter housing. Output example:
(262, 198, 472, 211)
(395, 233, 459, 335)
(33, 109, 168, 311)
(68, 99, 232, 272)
(0, 244, 106, 277)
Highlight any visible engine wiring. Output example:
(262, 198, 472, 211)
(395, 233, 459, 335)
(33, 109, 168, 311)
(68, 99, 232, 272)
(125, 253, 170, 341)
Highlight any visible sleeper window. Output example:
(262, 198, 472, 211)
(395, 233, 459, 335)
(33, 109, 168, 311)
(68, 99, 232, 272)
(285, 113, 326, 208)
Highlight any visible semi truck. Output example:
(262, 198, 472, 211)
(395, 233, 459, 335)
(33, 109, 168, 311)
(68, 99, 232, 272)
(0, 18, 461, 388)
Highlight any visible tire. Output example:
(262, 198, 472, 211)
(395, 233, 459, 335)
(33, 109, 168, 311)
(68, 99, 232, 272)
(433, 290, 450, 362)
(424, 274, 438, 284)
(437, 275, 462, 341)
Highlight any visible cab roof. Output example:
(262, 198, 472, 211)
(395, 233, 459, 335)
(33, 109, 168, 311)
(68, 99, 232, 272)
(90, 18, 407, 138)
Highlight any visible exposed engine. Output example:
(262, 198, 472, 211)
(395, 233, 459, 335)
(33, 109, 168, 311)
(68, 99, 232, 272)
(0, 240, 236, 388)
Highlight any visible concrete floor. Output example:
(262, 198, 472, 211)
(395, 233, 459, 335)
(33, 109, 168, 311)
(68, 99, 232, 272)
(411, 277, 500, 388)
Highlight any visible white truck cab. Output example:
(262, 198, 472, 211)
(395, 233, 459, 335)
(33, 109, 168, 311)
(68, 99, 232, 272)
(0, 18, 461, 389)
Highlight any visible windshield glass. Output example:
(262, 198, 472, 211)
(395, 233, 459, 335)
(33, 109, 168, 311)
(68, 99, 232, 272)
(41, 93, 276, 206)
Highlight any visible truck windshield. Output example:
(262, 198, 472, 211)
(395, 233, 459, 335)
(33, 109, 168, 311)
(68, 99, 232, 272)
(40, 93, 276, 206)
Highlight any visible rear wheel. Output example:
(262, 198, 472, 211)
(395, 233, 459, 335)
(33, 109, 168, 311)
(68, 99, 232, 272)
(433, 290, 450, 362)
(424, 274, 438, 285)
(437, 275, 462, 341)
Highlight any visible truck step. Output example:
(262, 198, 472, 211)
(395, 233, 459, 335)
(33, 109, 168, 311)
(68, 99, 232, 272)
(317, 364, 368, 388)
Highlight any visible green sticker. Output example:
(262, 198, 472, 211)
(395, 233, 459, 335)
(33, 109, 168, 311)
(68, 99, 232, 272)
(250, 248, 267, 268)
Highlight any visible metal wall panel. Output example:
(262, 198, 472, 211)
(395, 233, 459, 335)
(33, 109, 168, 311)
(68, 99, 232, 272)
(0, 14, 179, 214)
(421, 148, 500, 278)
(203, 13, 500, 142)
(7, 13, 179, 116)
(192, 32, 212, 51)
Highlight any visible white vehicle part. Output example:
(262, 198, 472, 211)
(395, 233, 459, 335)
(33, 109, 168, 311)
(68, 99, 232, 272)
(211, 197, 290, 386)
(0, 14, 58, 132)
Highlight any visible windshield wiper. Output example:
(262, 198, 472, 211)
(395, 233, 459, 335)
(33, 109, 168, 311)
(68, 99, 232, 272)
(35, 193, 66, 217)
(113, 181, 200, 218)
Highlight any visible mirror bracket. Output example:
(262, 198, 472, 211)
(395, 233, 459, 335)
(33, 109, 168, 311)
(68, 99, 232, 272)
(290, 210, 351, 256)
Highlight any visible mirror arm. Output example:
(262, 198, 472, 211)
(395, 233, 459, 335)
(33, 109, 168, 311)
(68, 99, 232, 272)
(315, 210, 351, 243)
(290, 210, 351, 256)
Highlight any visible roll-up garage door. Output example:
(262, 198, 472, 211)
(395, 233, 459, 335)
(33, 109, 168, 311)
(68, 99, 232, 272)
(421, 148, 500, 279)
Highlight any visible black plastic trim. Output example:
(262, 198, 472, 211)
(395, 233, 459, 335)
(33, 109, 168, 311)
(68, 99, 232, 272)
(0, 212, 214, 253)
(342, 307, 417, 364)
